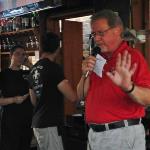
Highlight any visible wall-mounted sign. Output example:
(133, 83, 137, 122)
(0, 0, 61, 18)
(0, 0, 42, 12)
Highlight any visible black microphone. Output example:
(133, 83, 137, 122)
(91, 46, 101, 57)
(84, 46, 101, 78)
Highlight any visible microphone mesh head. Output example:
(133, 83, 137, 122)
(92, 46, 101, 56)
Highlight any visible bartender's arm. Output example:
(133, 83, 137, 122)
(57, 79, 79, 102)
(0, 94, 29, 106)
(29, 89, 37, 106)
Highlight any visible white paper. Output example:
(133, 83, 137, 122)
(93, 54, 106, 77)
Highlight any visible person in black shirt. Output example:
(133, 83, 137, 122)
(29, 32, 78, 150)
(0, 45, 33, 150)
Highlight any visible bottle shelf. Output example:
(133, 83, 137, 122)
(0, 52, 10, 55)
(0, 50, 39, 55)
(0, 13, 40, 70)
(0, 27, 39, 36)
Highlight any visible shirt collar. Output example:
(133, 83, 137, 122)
(100, 41, 129, 60)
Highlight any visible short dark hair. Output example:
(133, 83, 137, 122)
(10, 45, 25, 55)
(91, 9, 124, 29)
(42, 32, 60, 53)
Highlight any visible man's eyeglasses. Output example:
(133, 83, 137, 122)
(91, 27, 113, 38)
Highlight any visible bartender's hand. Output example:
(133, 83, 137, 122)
(14, 93, 29, 104)
(82, 56, 96, 76)
(106, 50, 137, 91)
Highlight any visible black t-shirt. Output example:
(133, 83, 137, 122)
(0, 68, 33, 127)
(29, 58, 65, 128)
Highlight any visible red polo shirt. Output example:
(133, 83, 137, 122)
(86, 41, 150, 124)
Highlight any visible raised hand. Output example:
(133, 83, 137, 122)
(106, 50, 137, 91)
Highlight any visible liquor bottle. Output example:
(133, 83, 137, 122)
(35, 36, 39, 49)
(5, 19, 9, 32)
(6, 38, 10, 51)
(21, 16, 25, 29)
(26, 38, 30, 50)
(2, 19, 7, 32)
(9, 19, 13, 32)
(26, 36, 33, 50)
(11, 40, 16, 48)
(0, 20, 2, 33)
(15, 17, 21, 31)
(1, 39, 6, 52)
(30, 13, 36, 28)
(30, 12, 39, 28)
(35, 12, 39, 27)
(30, 36, 34, 49)
(12, 18, 16, 31)
(0, 39, 2, 51)
(24, 16, 30, 29)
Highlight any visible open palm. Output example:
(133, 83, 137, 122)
(106, 51, 137, 91)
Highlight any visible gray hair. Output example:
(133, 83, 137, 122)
(91, 9, 124, 29)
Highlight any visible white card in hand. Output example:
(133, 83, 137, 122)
(93, 54, 106, 77)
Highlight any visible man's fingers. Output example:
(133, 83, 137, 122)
(106, 71, 115, 81)
(130, 63, 137, 75)
(125, 53, 131, 69)
(82, 56, 96, 72)
(121, 50, 128, 67)
(116, 53, 121, 69)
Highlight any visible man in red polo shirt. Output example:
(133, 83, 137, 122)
(77, 9, 150, 150)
